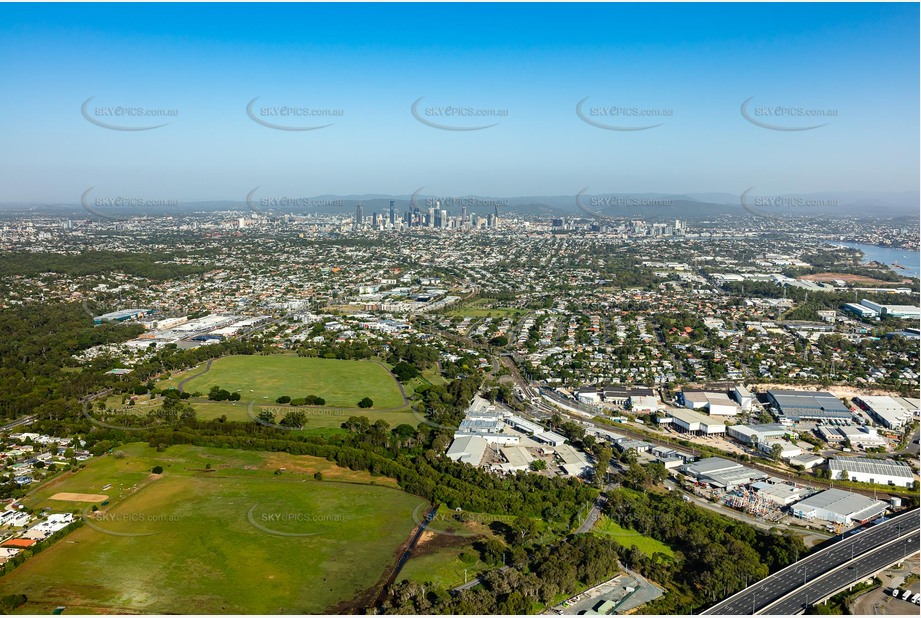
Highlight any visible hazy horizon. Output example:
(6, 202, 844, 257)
(1, 3, 919, 203)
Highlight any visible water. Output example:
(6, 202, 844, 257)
(830, 242, 920, 280)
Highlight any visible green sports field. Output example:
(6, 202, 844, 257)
(160, 355, 407, 409)
(2, 443, 427, 614)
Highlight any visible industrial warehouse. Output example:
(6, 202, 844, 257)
(828, 457, 915, 488)
(767, 390, 853, 422)
(445, 398, 589, 477)
(790, 489, 889, 526)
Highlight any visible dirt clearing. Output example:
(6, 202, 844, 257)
(49, 492, 108, 503)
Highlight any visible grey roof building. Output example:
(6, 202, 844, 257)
(768, 390, 852, 421)
(791, 488, 888, 525)
(829, 457, 915, 488)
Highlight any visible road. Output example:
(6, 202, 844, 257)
(760, 531, 920, 614)
(574, 487, 614, 535)
(702, 509, 920, 615)
(0, 414, 37, 432)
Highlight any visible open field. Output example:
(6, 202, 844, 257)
(4, 443, 425, 613)
(593, 516, 675, 558)
(193, 400, 418, 429)
(399, 540, 490, 590)
(90, 398, 419, 436)
(446, 299, 526, 318)
(158, 355, 406, 409)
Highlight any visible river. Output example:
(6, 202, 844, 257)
(829, 241, 920, 280)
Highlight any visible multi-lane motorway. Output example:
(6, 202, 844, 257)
(703, 509, 919, 615)
(760, 529, 920, 614)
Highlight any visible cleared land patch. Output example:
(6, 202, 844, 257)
(48, 492, 108, 503)
(593, 515, 675, 558)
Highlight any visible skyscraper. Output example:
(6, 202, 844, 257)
(354, 203, 364, 229)
(389, 200, 396, 226)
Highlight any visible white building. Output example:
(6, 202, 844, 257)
(446, 435, 489, 466)
(828, 457, 915, 488)
(758, 439, 802, 460)
(859, 299, 920, 320)
(498, 446, 534, 473)
(854, 396, 916, 430)
(791, 488, 888, 525)
(752, 482, 810, 506)
(681, 391, 739, 416)
(789, 453, 825, 470)
(629, 395, 660, 413)
(665, 408, 726, 435)
(726, 423, 788, 445)
(554, 444, 593, 478)
(836, 425, 887, 450)
(732, 385, 754, 411)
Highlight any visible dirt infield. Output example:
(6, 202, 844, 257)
(49, 492, 108, 503)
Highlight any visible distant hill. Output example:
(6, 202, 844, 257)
(1, 190, 917, 220)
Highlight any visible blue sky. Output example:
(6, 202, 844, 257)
(0, 2, 917, 202)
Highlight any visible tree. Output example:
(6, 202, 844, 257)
(530, 459, 547, 471)
(358, 397, 374, 409)
(280, 410, 308, 429)
(151, 466, 164, 474)
(512, 515, 537, 542)
(770, 443, 784, 462)
(392, 362, 420, 382)
(276, 395, 291, 404)
(342, 416, 371, 433)
(257, 409, 276, 425)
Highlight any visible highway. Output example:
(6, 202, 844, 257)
(760, 530, 920, 614)
(702, 509, 919, 615)
(0, 414, 37, 432)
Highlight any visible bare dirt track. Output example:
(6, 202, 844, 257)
(49, 492, 108, 502)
